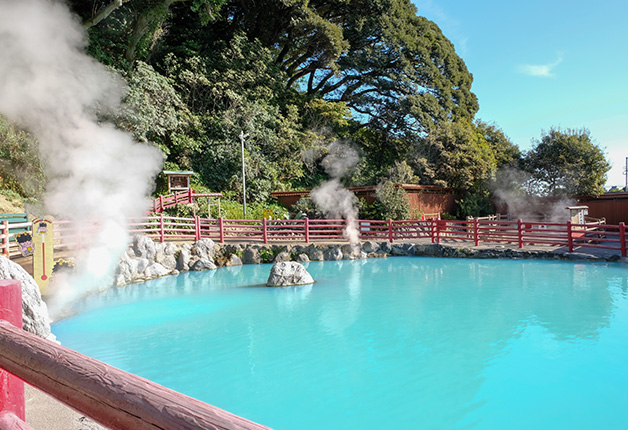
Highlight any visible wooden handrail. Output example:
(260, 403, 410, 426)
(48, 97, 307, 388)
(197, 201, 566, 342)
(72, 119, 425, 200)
(0, 320, 271, 430)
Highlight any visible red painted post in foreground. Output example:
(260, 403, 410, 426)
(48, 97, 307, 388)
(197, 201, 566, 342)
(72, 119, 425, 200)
(473, 218, 479, 246)
(188, 188, 193, 204)
(435, 220, 441, 244)
(388, 219, 393, 243)
(567, 221, 574, 252)
(219, 217, 225, 243)
(159, 195, 164, 212)
(517, 219, 523, 248)
(0, 280, 25, 422)
(620, 222, 626, 257)
(1, 221, 8, 257)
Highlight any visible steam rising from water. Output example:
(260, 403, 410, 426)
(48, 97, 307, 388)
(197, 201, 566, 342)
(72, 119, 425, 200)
(310, 141, 360, 246)
(0, 0, 163, 315)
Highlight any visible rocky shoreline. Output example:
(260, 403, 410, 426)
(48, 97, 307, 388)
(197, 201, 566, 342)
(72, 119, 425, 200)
(116, 235, 627, 287)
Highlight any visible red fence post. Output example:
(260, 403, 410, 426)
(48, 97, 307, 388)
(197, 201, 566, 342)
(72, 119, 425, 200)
(620, 222, 626, 257)
(0, 280, 25, 421)
(1, 221, 8, 257)
(159, 195, 164, 213)
(430, 219, 435, 243)
(305, 218, 310, 243)
(262, 217, 268, 244)
(474, 218, 479, 246)
(159, 214, 165, 243)
(517, 219, 523, 248)
(388, 219, 393, 243)
(567, 221, 573, 252)
(188, 188, 193, 204)
(436, 220, 441, 244)
(194, 216, 201, 241)
(219, 217, 224, 243)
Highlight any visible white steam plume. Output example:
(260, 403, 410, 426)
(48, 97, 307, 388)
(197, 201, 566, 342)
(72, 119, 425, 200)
(0, 0, 163, 314)
(310, 141, 360, 247)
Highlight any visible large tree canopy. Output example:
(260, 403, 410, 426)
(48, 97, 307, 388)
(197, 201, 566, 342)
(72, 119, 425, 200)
(524, 127, 610, 197)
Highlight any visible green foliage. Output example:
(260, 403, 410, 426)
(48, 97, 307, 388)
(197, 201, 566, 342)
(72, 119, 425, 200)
(374, 182, 411, 220)
(524, 127, 610, 197)
(0, 116, 45, 199)
(410, 119, 497, 190)
(456, 190, 493, 219)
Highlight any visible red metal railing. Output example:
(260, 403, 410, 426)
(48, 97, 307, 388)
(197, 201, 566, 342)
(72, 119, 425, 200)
(152, 190, 223, 213)
(124, 216, 627, 256)
(0, 280, 271, 430)
(4, 216, 627, 257)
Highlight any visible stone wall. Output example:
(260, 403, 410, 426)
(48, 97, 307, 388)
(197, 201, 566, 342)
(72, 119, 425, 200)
(115, 235, 626, 287)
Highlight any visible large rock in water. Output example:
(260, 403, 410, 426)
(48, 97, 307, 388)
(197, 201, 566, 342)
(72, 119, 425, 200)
(0, 256, 52, 339)
(267, 262, 314, 287)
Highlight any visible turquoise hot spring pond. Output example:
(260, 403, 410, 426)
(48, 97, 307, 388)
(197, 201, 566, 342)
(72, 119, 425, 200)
(52, 257, 628, 429)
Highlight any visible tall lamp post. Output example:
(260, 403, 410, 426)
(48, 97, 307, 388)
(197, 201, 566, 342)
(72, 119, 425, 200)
(624, 157, 627, 192)
(240, 131, 249, 219)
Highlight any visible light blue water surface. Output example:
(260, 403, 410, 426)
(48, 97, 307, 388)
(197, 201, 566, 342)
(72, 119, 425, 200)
(53, 257, 628, 430)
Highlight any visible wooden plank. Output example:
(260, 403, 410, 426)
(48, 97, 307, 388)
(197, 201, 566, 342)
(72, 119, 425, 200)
(0, 322, 272, 430)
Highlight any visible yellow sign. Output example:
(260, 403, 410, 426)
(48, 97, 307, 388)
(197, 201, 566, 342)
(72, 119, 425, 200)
(32, 217, 54, 294)
(263, 209, 273, 220)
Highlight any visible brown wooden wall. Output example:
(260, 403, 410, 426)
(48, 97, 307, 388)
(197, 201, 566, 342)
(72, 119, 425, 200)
(271, 185, 460, 217)
(577, 193, 628, 225)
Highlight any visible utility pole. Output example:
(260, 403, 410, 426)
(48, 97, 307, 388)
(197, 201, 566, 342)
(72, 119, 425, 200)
(240, 131, 249, 219)
(625, 157, 627, 192)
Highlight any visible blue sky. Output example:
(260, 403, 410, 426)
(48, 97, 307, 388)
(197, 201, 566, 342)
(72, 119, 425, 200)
(415, 0, 628, 189)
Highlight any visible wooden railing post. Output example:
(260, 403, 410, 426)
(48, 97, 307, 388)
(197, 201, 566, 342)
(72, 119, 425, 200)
(388, 219, 393, 243)
(620, 222, 626, 257)
(567, 221, 574, 252)
(262, 217, 268, 244)
(430, 219, 435, 243)
(517, 219, 523, 248)
(160, 214, 165, 243)
(0, 280, 25, 422)
(219, 217, 224, 243)
(474, 218, 479, 246)
(159, 195, 164, 213)
(1, 220, 8, 257)
(188, 188, 193, 204)
(194, 216, 201, 241)
(305, 218, 310, 243)
(435, 220, 441, 244)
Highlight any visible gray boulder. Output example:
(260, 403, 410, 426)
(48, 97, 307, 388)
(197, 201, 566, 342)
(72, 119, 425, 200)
(267, 262, 314, 287)
(191, 259, 217, 271)
(144, 263, 171, 278)
(132, 235, 156, 261)
(306, 247, 324, 261)
(324, 246, 343, 261)
(0, 256, 51, 339)
(242, 248, 262, 265)
(225, 254, 243, 267)
(274, 251, 291, 263)
(193, 238, 216, 261)
(296, 253, 310, 263)
(177, 248, 191, 271)
(361, 241, 377, 253)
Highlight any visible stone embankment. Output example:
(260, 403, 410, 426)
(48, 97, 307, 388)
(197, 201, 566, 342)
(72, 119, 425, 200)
(115, 235, 627, 286)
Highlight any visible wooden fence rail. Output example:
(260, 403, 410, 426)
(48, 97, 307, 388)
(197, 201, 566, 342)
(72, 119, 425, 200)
(0, 280, 271, 430)
(2, 217, 626, 257)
